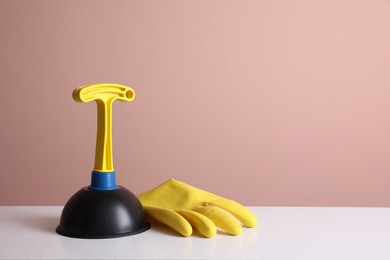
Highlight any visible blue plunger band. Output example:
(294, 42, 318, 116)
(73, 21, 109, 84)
(89, 171, 118, 190)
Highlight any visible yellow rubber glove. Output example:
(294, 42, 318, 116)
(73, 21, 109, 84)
(137, 179, 258, 238)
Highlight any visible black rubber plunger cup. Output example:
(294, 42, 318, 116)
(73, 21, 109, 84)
(56, 172, 150, 238)
(57, 83, 150, 238)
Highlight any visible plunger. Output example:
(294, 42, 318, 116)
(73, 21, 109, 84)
(56, 83, 150, 238)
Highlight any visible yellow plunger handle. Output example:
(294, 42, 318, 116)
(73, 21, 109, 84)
(73, 83, 135, 172)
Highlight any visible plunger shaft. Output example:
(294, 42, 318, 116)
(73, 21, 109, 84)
(73, 83, 135, 172)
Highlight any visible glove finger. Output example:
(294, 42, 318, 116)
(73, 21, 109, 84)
(206, 199, 258, 228)
(143, 206, 192, 237)
(194, 205, 242, 236)
(177, 210, 216, 238)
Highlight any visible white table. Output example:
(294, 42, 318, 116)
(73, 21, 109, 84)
(0, 206, 389, 259)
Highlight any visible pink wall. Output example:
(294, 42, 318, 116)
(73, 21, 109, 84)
(1, 0, 390, 206)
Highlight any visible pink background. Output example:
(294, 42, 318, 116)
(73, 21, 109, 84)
(1, 0, 389, 206)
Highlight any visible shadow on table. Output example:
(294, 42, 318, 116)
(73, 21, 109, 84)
(21, 215, 60, 234)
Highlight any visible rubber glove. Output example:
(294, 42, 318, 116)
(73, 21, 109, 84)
(137, 179, 258, 238)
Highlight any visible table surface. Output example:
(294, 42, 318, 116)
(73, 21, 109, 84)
(0, 206, 389, 259)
